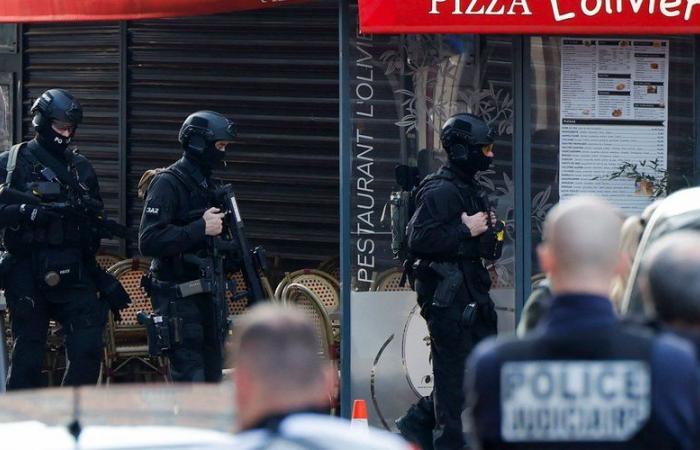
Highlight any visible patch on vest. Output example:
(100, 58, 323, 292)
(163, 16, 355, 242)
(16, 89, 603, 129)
(500, 361, 650, 442)
(145, 206, 160, 216)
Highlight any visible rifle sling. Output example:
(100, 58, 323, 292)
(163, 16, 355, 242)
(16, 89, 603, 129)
(29, 144, 83, 193)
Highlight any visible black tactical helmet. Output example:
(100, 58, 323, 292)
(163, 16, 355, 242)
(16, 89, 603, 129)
(440, 113, 494, 150)
(440, 113, 495, 174)
(31, 88, 83, 133)
(179, 110, 237, 154)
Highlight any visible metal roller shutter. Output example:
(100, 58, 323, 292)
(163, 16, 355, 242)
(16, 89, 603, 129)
(21, 3, 340, 272)
(127, 3, 339, 270)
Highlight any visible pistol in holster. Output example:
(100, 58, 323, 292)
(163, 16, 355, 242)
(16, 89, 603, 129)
(137, 311, 182, 356)
(428, 261, 463, 308)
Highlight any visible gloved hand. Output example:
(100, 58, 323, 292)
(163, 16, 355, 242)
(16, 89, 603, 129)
(19, 204, 53, 225)
(95, 269, 132, 322)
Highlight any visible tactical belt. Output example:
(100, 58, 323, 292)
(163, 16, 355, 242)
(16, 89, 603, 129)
(142, 275, 236, 299)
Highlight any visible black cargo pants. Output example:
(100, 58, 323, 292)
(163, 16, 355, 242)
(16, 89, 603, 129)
(403, 267, 497, 450)
(150, 291, 223, 382)
(5, 257, 107, 390)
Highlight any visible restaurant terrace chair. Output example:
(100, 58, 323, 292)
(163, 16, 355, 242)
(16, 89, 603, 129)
(95, 253, 123, 272)
(228, 271, 251, 318)
(318, 256, 340, 284)
(274, 269, 339, 315)
(370, 267, 413, 292)
(102, 258, 168, 384)
(280, 283, 334, 361)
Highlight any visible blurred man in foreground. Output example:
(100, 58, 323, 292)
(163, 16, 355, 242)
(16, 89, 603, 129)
(228, 304, 410, 450)
(466, 195, 700, 450)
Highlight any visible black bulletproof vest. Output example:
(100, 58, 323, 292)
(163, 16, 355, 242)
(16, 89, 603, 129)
(488, 324, 672, 450)
(3, 143, 93, 254)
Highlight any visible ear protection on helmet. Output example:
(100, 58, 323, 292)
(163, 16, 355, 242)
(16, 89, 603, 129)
(31, 93, 53, 132)
(449, 142, 468, 161)
(442, 128, 471, 162)
(180, 125, 213, 154)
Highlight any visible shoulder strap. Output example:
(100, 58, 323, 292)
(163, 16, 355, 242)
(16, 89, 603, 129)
(419, 168, 471, 211)
(29, 143, 82, 191)
(5, 143, 25, 186)
(163, 166, 200, 193)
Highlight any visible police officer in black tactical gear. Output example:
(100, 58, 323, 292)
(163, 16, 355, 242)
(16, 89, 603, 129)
(139, 110, 239, 383)
(0, 88, 129, 389)
(396, 113, 503, 450)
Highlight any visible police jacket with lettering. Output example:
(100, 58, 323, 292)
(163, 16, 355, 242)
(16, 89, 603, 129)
(138, 155, 215, 283)
(0, 139, 103, 257)
(466, 294, 700, 450)
(406, 164, 497, 303)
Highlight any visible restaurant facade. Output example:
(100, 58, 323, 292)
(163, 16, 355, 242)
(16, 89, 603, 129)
(0, 0, 698, 428)
(341, 0, 699, 424)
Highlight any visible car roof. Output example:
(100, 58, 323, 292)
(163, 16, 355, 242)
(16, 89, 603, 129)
(621, 187, 700, 314)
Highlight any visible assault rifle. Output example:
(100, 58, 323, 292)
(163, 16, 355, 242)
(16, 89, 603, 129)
(211, 184, 271, 304)
(180, 236, 240, 345)
(0, 183, 132, 241)
(170, 185, 270, 343)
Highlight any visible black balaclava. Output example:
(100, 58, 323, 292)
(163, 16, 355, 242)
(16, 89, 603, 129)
(179, 110, 237, 175)
(36, 126, 74, 157)
(31, 89, 82, 158)
(184, 142, 226, 175)
(448, 143, 493, 179)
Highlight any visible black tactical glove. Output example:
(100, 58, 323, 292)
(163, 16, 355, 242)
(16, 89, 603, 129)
(19, 204, 53, 225)
(94, 268, 132, 321)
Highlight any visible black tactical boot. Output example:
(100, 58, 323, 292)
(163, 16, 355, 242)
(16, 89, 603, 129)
(396, 414, 434, 450)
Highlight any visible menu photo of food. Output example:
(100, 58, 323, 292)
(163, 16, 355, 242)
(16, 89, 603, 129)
(611, 108, 623, 117)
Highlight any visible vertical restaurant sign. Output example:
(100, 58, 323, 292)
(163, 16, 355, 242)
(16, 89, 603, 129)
(559, 39, 669, 215)
(358, 0, 700, 34)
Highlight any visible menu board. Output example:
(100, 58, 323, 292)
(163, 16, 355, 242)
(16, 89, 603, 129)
(559, 39, 669, 214)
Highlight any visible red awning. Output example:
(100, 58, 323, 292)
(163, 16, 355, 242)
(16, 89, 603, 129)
(0, 0, 309, 23)
(359, 0, 700, 34)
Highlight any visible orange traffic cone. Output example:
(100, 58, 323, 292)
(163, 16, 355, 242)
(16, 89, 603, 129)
(351, 399, 369, 430)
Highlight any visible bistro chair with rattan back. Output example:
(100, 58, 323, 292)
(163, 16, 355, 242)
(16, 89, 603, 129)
(102, 258, 168, 384)
(370, 267, 413, 292)
(274, 269, 339, 314)
(227, 271, 251, 318)
(280, 283, 334, 361)
(318, 256, 340, 285)
(95, 253, 123, 272)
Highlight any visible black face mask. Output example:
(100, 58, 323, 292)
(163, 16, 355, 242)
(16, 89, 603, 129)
(449, 145, 492, 177)
(36, 127, 73, 157)
(469, 146, 493, 172)
(185, 142, 227, 174)
(203, 142, 226, 166)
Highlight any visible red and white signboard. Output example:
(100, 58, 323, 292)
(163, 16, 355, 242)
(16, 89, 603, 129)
(358, 0, 700, 34)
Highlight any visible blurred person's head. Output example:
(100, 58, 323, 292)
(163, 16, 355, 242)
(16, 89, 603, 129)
(538, 195, 624, 296)
(228, 304, 334, 431)
(639, 230, 700, 330)
(609, 215, 645, 310)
